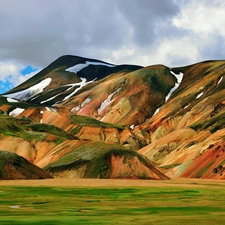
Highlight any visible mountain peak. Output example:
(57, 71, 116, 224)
(0, 56, 225, 180)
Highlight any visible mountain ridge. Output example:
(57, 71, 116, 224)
(0, 55, 225, 179)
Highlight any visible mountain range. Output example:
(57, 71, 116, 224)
(0, 55, 225, 179)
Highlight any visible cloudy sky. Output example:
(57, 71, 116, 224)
(0, 0, 225, 93)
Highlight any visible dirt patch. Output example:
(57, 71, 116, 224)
(0, 178, 225, 189)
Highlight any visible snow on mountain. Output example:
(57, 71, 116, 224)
(153, 107, 160, 116)
(9, 108, 24, 116)
(81, 97, 91, 107)
(71, 97, 91, 113)
(3, 78, 52, 101)
(66, 63, 89, 73)
(97, 88, 120, 114)
(165, 70, 184, 102)
(152, 70, 183, 116)
(196, 92, 203, 99)
(6, 98, 18, 103)
(41, 94, 61, 104)
(66, 61, 115, 73)
(217, 76, 223, 85)
(62, 78, 96, 101)
(86, 61, 115, 67)
(1, 56, 225, 180)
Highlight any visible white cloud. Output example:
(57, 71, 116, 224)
(173, 1, 225, 36)
(0, 61, 39, 93)
(0, 61, 23, 80)
(155, 37, 200, 66)
(0, 0, 224, 86)
(131, 0, 225, 67)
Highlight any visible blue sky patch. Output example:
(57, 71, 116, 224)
(20, 65, 38, 76)
(0, 65, 38, 94)
(0, 79, 14, 94)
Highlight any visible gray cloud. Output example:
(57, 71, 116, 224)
(200, 35, 225, 61)
(0, 0, 181, 67)
(0, 0, 224, 70)
(117, 0, 179, 45)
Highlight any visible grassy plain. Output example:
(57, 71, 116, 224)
(0, 178, 224, 225)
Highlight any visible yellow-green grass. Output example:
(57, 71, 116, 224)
(0, 182, 225, 225)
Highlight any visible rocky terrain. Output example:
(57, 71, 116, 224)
(0, 55, 225, 179)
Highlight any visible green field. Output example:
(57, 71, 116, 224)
(0, 184, 225, 225)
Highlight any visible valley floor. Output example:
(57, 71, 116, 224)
(1, 178, 225, 225)
(0, 177, 225, 188)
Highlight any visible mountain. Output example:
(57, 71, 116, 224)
(44, 142, 169, 180)
(3, 55, 142, 106)
(0, 55, 225, 179)
(0, 150, 52, 179)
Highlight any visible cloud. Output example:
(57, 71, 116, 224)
(0, 0, 182, 68)
(131, 0, 225, 67)
(0, 61, 24, 81)
(0, 0, 224, 75)
(15, 69, 40, 87)
(173, 0, 225, 35)
(0, 61, 39, 93)
(117, 0, 179, 45)
(171, 0, 225, 63)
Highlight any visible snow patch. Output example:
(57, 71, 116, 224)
(100, 116, 106, 121)
(196, 92, 203, 99)
(98, 89, 120, 114)
(153, 107, 160, 116)
(130, 124, 135, 130)
(170, 70, 183, 84)
(9, 108, 24, 117)
(217, 76, 223, 85)
(3, 78, 52, 101)
(62, 78, 96, 101)
(6, 98, 18, 103)
(51, 108, 57, 113)
(66, 61, 115, 74)
(71, 106, 80, 113)
(71, 98, 91, 113)
(66, 63, 89, 73)
(86, 61, 115, 67)
(81, 98, 91, 107)
(165, 71, 184, 102)
(40, 94, 61, 104)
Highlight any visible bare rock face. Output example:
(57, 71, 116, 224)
(0, 150, 52, 180)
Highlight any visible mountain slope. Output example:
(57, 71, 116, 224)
(136, 60, 225, 178)
(0, 56, 225, 179)
(0, 150, 52, 179)
(58, 65, 180, 125)
(44, 142, 169, 180)
(3, 55, 142, 104)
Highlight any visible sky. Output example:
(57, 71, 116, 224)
(0, 0, 225, 93)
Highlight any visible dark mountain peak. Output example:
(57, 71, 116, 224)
(2, 55, 142, 104)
